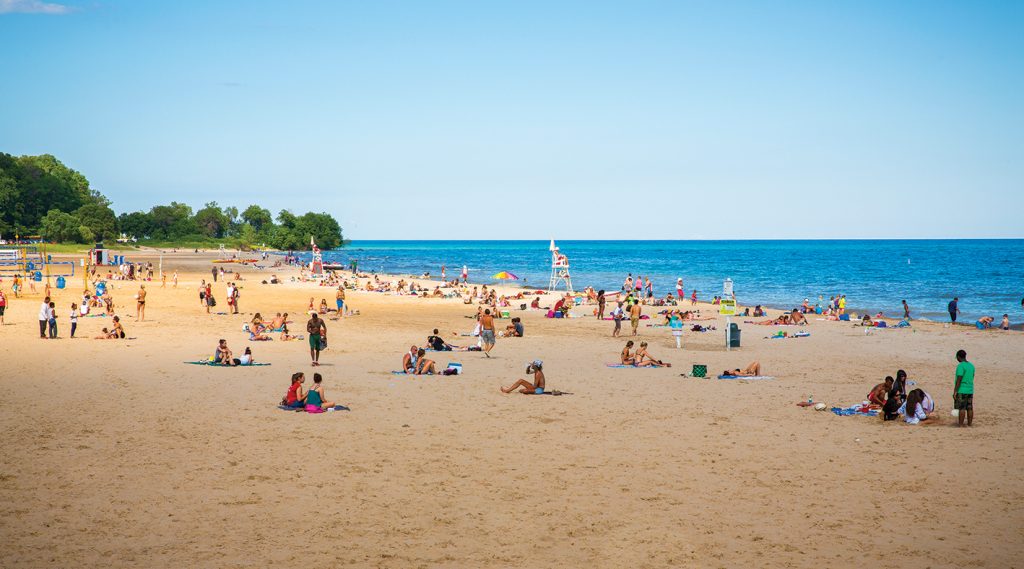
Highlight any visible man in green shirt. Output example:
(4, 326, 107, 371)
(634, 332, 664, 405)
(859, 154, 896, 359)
(953, 349, 975, 427)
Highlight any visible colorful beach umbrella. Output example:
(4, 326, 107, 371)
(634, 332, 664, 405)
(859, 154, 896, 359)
(492, 271, 519, 280)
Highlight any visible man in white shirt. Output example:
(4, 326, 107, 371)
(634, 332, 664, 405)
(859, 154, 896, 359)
(38, 296, 50, 339)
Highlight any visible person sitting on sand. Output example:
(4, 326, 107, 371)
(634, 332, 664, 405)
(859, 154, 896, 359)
(250, 329, 271, 341)
(239, 347, 254, 365)
(723, 362, 762, 377)
(530, 297, 541, 309)
(899, 388, 934, 425)
(427, 329, 452, 351)
(216, 339, 237, 366)
(501, 360, 546, 394)
(621, 341, 637, 365)
(977, 316, 994, 328)
(269, 312, 285, 330)
(403, 345, 419, 373)
(753, 305, 765, 317)
(635, 341, 671, 367)
(111, 316, 125, 339)
(867, 376, 894, 408)
(305, 373, 339, 412)
(319, 299, 330, 314)
(281, 372, 307, 408)
(279, 324, 302, 341)
(790, 310, 808, 325)
(414, 348, 436, 375)
(95, 327, 116, 339)
(861, 314, 875, 327)
(251, 313, 266, 334)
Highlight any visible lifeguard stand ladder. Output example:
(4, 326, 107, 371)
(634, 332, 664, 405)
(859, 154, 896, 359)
(548, 240, 573, 293)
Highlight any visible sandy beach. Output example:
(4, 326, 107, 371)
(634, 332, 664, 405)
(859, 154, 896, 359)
(0, 249, 1021, 568)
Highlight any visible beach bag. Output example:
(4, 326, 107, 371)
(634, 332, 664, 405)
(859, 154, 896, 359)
(692, 364, 707, 378)
(209, 296, 217, 307)
(319, 337, 327, 350)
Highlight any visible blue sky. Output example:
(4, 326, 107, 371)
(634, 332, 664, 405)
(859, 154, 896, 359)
(1, 0, 1021, 239)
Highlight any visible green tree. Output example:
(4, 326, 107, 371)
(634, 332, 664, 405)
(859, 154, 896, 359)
(118, 211, 155, 239)
(150, 202, 195, 239)
(40, 209, 86, 243)
(241, 205, 273, 232)
(295, 212, 343, 249)
(194, 201, 229, 238)
(75, 203, 118, 241)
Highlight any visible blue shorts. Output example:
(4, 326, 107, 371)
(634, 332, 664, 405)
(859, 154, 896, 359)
(535, 387, 544, 394)
(287, 400, 304, 408)
(336, 299, 344, 310)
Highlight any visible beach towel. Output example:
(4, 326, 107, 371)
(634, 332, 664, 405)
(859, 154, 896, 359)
(185, 360, 272, 367)
(605, 363, 659, 368)
(717, 375, 775, 380)
(277, 404, 349, 412)
(391, 370, 433, 375)
(830, 404, 879, 417)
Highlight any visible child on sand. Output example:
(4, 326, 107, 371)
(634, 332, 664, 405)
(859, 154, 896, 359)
(70, 303, 79, 338)
(501, 360, 546, 394)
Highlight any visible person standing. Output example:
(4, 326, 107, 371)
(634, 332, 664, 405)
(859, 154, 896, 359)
(629, 301, 642, 336)
(676, 278, 684, 301)
(136, 284, 147, 321)
(226, 282, 236, 315)
(211, 266, 218, 283)
(902, 299, 911, 320)
(172, 270, 178, 288)
(306, 313, 327, 366)
(38, 296, 50, 339)
(335, 286, 346, 317)
(645, 277, 653, 299)
(231, 282, 240, 314)
(596, 290, 606, 320)
(948, 297, 960, 323)
(461, 265, 468, 283)
(441, 265, 446, 282)
(70, 302, 79, 338)
(47, 301, 57, 339)
(480, 308, 496, 357)
(953, 349, 975, 427)
(623, 275, 632, 293)
(611, 301, 624, 337)
(0, 288, 6, 326)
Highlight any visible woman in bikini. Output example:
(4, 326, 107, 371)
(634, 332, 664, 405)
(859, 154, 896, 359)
(251, 313, 266, 334)
(621, 341, 637, 365)
(305, 373, 339, 411)
(723, 361, 762, 377)
(635, 341, 671, 367)
(501, 360, 546, 394)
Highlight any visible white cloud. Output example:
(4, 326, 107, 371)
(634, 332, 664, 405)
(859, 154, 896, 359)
(0, 0, 71, 14)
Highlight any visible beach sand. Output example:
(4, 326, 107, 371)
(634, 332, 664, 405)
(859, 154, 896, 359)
(1, 250, 1021, 568)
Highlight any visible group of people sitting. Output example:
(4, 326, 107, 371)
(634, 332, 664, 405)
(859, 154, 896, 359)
(248, 312, 298, 341)
(280, 372, 340, 413)
(401, 345, 438, 375)
(620, 340, 671, 367)
(867, 370, 935, 424)
(751, 309, 808, 326)
(214, 339, 254, 366)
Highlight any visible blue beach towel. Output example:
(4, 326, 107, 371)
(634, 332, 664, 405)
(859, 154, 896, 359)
(830, 405, 879, 417)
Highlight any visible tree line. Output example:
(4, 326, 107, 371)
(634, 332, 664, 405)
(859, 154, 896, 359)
(0, 153, 343, 250)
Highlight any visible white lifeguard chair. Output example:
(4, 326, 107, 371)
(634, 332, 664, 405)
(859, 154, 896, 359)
(548, 240, 573, 293)
(309, 237, 324, 275)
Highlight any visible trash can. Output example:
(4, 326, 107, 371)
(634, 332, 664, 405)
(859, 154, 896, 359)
(728, 323, 741, 348)
(56, 276, 66, 289)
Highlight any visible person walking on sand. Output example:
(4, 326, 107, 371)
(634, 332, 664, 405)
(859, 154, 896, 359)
(611, 301, 624, 337)
(136, 284, 147, 321)
(306, 313, 327, 366)
(948, 297, 960, 324)
(70, 302, 79, 338)
(38, 296, 51, 339)
(335, 286, 346, 317)
(480, 308, 496, 357)
(953, 349, 975, 427)
(0, 289, 6, 326)
(902, 299, 911, 320)
(211, 266, 218, 283)
(629, 301, 642, 336)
